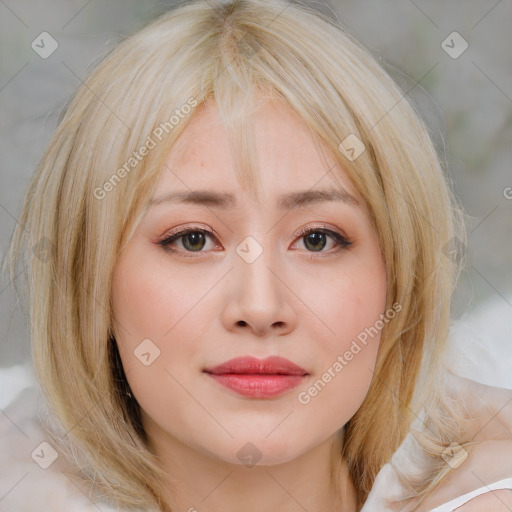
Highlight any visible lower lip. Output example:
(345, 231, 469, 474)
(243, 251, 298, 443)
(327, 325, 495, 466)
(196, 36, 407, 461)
(206, 373, 306, 398)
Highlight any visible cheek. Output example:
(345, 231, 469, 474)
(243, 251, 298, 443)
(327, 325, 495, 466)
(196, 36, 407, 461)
(110, 247, 212, 405)
(296, 248, 387, 420)
(110, 249, 183, 379)
(113, 277, 164, 336)
(305, 248, 387, 357)
(111, 245, 196, 342)
(296, 276, 386, 430)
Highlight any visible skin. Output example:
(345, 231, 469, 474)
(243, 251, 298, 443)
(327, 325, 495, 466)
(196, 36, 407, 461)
(111, 96, 387, 512)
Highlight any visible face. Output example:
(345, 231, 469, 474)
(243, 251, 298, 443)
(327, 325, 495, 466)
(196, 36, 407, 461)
(111, 97, 387, 466)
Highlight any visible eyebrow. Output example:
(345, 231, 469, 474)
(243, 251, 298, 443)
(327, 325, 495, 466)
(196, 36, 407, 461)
(149, 188, 360, 210)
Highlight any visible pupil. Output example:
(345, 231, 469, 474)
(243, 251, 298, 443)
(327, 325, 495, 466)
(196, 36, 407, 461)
(305, 232, 326, 251)
(184, 232, 205, 251)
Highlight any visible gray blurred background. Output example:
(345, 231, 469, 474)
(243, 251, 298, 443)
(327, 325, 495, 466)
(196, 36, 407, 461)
(1, 0, 511, 368)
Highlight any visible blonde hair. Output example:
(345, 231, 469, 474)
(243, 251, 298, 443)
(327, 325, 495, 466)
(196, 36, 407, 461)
(3, 0, 470, 510)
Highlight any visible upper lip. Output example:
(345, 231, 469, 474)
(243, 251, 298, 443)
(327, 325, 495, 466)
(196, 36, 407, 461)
(203, 356, 308, 376)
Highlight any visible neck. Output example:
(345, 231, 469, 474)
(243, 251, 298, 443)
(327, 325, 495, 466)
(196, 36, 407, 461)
(145, 421, 357, 512)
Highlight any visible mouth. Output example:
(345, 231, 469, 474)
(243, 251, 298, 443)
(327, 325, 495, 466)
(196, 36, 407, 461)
(203, 356, 309, 398)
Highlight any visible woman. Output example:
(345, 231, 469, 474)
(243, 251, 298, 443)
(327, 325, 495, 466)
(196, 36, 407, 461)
(3, 0, 512, 510)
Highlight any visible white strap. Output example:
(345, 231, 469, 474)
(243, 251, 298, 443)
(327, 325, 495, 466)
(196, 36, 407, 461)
(429, 477, 512, 511)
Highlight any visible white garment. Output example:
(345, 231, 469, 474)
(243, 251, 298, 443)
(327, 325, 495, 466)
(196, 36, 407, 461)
(429, 477, 512, 511)
(0, 378, 119, 512)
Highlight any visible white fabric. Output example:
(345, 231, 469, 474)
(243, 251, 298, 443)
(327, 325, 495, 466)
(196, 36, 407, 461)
(442, 295, 512, 389)
(0, 363, 35, 410)
(0, 378, 119, 512)
(428, 477, 512, 511)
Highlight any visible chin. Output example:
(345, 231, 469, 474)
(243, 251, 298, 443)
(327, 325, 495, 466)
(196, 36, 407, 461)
(228, 435, 315, 467)
(190, 434, 302, 467)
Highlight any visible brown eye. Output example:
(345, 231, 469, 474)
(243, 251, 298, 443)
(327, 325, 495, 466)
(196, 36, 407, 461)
(180, 232, 207, 251)
(157, 228, 217, 254)
(296, 228, 352, 254)
(303, 232, 328, 252)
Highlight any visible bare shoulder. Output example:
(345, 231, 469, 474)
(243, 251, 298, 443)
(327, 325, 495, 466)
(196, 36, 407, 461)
(454, 489, 512, 511)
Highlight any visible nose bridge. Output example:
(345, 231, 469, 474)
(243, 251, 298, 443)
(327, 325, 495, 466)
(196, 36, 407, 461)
(224, 232, 296, 336)
(235, 234, 281, 305)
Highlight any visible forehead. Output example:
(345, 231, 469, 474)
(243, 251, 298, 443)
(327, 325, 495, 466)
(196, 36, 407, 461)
(154, 97, 360, 205)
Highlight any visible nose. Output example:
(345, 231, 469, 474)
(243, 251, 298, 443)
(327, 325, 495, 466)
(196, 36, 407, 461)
(221, 246, 298, 337)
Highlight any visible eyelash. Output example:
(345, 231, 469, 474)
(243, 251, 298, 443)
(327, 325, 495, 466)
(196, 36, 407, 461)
(156, 225, 352, 259)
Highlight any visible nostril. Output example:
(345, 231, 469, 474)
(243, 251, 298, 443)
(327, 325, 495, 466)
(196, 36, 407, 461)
(237, 321, 247, 327)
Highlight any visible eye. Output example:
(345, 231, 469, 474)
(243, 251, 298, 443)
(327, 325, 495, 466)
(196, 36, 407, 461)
(156, 224, 352, 257)
(157, 226, 218, 255)
(293, 226, 352, 255)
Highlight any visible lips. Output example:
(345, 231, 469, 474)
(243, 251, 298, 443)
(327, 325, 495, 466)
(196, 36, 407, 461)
(203, 356, 308, 398)
(203, 356, 308, 376)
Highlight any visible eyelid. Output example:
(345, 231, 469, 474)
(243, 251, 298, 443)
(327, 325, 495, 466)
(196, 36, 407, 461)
(157, 224, 219, 243)
(294, 223, 349, 241)
(292, 224, 352, 255)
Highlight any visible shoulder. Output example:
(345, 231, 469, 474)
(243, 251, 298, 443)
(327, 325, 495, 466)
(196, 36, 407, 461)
(414, 374, 512, 512)
(367, 373, 512, 512)
(433, 374, 512, 501)
(454, 489, 512, 511)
